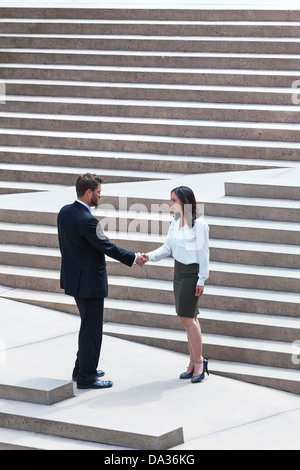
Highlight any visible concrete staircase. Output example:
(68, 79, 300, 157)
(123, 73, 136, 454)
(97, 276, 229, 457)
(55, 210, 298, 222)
(0, 175, 299, 395)
(0, 6, 299, 449)
(0, 8, 300, 194)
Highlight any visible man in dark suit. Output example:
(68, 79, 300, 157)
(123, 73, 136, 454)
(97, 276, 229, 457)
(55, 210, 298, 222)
(57, 174, 143, 390)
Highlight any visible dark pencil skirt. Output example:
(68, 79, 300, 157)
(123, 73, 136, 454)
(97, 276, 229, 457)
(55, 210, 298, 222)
(173, 260, 200, 318)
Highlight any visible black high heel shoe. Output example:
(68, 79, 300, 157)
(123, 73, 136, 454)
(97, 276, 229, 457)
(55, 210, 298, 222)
(180, 369, 194, 380)
(191, 358, 209, 384)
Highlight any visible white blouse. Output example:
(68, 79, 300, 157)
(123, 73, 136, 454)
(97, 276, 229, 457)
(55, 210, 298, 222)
(148, 217, 210, 286)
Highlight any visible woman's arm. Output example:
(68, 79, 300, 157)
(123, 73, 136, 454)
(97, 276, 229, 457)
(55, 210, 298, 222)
(196, 221, 210, 287)
(146, 222, 173, 262)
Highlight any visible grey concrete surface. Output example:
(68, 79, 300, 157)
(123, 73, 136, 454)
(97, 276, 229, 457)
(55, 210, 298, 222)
(0, 294, 299, 450)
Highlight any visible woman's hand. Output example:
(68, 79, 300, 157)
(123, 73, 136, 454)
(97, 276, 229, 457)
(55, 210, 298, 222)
(195, 285, 204, 297)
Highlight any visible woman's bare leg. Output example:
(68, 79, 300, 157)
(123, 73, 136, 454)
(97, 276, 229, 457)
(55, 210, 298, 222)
(180, 316, 203, 375)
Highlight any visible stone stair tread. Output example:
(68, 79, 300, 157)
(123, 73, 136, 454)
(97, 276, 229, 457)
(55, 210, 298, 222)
(3, 33, 300, 43)
(226, 176, 300, 188)
(0, 145, 296, 170)
(1, 243, 299, 279)
(210, 238, 300, 255)
(210, 195, 300, 209)
(1, 264, 299, 304)
(0, 181, 66, 191)
(3, 70, 300, 81)
(4, 111, 300, 131)
(0, 370, 74, 405)
(204, 216, 300, 231)
(1, 19, 300, 25)
(3, 287, 300, 331)
(0, 162, 182, 180)
(1, 127, 300, 149)
(106, 275, 300, 303)
(3, 95, 300, 112)
(0, 427, 126, 450)
(103, 322, 294, 355)
(1, 218, 299, 237)
(0, 397, 183, 450)
(0, 221, 58, 233)
(4, 48, 300, 59)
(209, 360, 300, 382)
(1, 236, 299, 257)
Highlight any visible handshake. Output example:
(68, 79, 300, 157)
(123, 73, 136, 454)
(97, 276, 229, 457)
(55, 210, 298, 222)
(135, 253, 149, 267)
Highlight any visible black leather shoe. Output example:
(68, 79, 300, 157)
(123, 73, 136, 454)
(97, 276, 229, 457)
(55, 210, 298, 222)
(180, 370, 194, 379)
(72, 370, 105, 381)
(77, 379, 113, 389)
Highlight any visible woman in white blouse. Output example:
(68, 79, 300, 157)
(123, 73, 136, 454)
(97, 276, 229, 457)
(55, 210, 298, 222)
(142, 186, 210, 383)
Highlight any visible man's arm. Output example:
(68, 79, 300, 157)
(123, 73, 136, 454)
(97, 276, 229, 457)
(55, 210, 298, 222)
(84, 217, 136, 267)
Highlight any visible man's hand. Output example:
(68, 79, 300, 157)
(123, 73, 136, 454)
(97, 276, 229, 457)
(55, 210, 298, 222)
(136, 253, 147, 267)
(195, 285, 204, 297)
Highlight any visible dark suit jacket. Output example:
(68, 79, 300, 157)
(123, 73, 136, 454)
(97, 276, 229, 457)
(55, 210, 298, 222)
(57, 201, 135, 298)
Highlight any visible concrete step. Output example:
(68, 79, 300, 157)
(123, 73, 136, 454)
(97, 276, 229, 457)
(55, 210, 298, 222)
(0, 128, 299, 161)
(2, 113, 300, 142)
(0, 265, 299, 318)
(0, 398, 183, 450)
(0, 69, 298, 92)
(0, 203, 298, 267)
(2, 288, 299, 344)
(0, 213, 299, 249)
(1, 244, 299, 293)
(208, 360, 300, 395)
(3, 34, 300, 54)
(2, 79, 298, 105)
(3, 96, 300, 124)
(0, 146, 289, 175)
(0, 163, 182, 185)
(206, 215, 300, 245)
(103, 322, 298, 370)
(105, 216, 300, 246)
(0, 427, 128, 450)
(98, 196, 300, 226)
(0, 181, 66, 194)
(2, 49, 300, 70)
(0, 371, 74, 405)
(225, 178, 300, 200)
(205, 196, 300, 222)
(1, 8, 300, 22)
(1, 20, 300, 37)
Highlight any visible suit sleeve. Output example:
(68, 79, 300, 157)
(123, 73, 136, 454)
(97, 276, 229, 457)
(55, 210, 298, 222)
(84, 217, 136, 267)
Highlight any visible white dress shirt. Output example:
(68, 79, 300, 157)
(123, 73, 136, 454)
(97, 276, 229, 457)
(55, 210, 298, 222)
(148, 217, 209, 286)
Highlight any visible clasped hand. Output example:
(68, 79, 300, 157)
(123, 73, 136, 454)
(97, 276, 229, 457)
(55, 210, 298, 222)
(135, 253, 148, 267)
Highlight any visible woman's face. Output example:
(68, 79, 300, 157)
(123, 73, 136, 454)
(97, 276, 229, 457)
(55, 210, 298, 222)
(170, 191, 182, 214)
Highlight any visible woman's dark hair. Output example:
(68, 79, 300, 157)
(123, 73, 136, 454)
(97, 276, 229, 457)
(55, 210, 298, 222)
(171, 186, 198, 228)
(76, 173, 103, 197)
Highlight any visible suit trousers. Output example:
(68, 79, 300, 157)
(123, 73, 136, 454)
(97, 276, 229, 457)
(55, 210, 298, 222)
(73, 297, 104, 385)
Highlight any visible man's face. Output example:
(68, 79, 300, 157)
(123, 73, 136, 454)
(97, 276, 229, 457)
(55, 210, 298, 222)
(90, 184, 102, 208)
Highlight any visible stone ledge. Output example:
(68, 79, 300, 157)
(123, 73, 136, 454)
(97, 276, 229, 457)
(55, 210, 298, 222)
(0, 373, 74, 405)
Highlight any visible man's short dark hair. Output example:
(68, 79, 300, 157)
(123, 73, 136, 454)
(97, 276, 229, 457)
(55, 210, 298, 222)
(76, 173, 103, 197)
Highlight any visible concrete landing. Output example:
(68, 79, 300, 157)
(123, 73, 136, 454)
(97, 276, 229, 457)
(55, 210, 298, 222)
(0, 292, 299, 450)
(0, 167, 297, 216)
